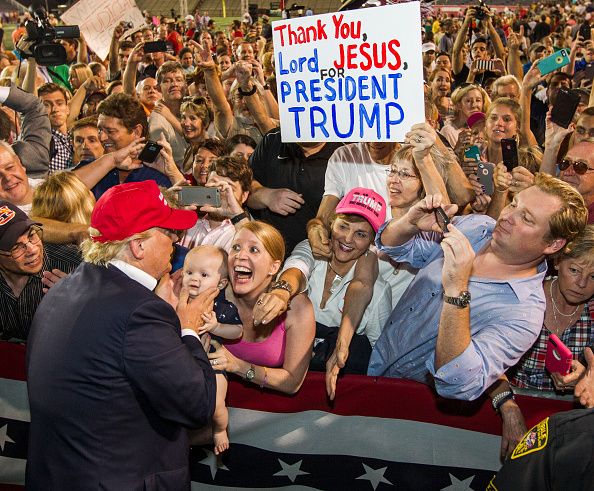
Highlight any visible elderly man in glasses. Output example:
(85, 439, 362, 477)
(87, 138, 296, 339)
(0, 201, 80, 341)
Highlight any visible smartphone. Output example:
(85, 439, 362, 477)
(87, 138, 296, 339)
(434, 207, 450, 233)
(545, 334, 573, 376)
(138, 141, 162, 163)
(537, 49, 570, 76)
(579, 22, 592, 41)
(464, 145, 481, 161)
(477, 162, 494, 195)
(476, 59, 494, 71)
(178, 186, 221, 207)
(551, 88, 581, 129)
(501, 138, 519, 172)
(143, 40, 168, 53)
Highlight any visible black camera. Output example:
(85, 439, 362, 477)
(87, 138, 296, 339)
(122, 21, 134, 29)
(475, 0, 489, 21)
(23, 7, 80, 66)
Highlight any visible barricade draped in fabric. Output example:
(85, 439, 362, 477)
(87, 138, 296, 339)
(0, 341, 575, 490)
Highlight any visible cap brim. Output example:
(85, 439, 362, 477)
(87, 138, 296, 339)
(158, 208, 198, 230)
(0, 218, 41, 251)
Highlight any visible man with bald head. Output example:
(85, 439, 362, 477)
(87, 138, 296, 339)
(135, 77, 161, 114)
(558, 141, 594, 223)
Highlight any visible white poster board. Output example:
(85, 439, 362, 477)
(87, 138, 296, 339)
(272, 2, 425, 142)
(61, 0, 145, 61)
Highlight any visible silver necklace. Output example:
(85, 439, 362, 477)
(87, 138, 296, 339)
(550, 278, 581, 318)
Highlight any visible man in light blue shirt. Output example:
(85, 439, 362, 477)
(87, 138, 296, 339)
(368, 174, 588, 400)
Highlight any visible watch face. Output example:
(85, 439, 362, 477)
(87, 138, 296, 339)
(460, 291, 471, 306)
(246, 368, 255, 380)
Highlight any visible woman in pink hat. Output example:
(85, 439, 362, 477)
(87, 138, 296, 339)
(270, 188, 392, 400)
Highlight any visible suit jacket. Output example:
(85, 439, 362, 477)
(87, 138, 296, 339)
(5, 85, 51, 177)
(26, 262, 216, 490)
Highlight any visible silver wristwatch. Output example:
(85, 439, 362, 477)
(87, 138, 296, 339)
(443, 290, 471, 308)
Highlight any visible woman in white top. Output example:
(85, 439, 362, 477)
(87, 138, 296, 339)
(280, 188, 391, 396)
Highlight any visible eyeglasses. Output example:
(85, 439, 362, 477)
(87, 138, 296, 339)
(575, 126, 594, 139)
(385, 167, 419, 180)
(0, 226, 43, 260)
(558, 158, 594, 175)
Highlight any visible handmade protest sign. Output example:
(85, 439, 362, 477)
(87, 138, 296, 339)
(272, 2, 424, 142)
(61, 0, 145, 61)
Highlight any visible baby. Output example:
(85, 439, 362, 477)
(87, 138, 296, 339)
(182, 244, 243, 455)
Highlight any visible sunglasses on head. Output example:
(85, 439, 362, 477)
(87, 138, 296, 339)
(558, 158, 594, 175)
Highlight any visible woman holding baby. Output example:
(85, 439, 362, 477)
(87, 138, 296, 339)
(207, 221, 316, 394)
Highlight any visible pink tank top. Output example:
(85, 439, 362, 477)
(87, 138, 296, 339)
(225, 314, 287, 367)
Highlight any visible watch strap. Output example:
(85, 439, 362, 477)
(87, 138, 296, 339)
(230, 211, 248, 225)
(443, 290, 471, 308)
(238, 84, 257, 97)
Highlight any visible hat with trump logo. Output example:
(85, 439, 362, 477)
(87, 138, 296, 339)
(335, 187, 386, 233)
(90, 181, 197, 243)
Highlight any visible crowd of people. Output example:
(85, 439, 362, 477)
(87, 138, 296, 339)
(3, 0, 594, 487)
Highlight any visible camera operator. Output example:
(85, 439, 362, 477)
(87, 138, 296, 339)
(451, 3, 506, 89)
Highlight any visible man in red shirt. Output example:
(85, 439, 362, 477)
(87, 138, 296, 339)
(166, 21, 183, 55)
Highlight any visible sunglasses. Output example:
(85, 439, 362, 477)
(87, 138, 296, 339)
(558, 158, 594, 175)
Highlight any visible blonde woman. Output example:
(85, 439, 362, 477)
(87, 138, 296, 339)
(68, 63, 93, 92)
(440, 83, 490, 148)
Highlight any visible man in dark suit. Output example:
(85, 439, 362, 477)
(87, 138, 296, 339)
(26, 180, 218, 490)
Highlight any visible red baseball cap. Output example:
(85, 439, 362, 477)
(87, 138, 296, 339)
(90, 181, 197, 243)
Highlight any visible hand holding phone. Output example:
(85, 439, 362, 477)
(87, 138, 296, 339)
(550, 88, 581, 129)
(178, 186, 221, 207)
(434, 207, 450, 233)
(501, 138, 519, 172)
(143, 40, 168, 53)
(477, 162, 495, 195)
(138, 141, 163, 163)
(545, 334, 573, 376)
(537, 49, 571, 76)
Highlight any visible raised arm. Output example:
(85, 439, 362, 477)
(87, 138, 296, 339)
(452, 7, 474, 75)
(506, 31, 524, 81)
(32, 216, 89, 244)
(21, 58, 37, 95)
(73, 139, 145, 189)
(379, 194, 456, 248)
(108, 24, 125, 80)
(234, 61, 275, 135)
(540, 112, 573, 175)
(77, 36, 88, 64)
(407, 123, 450, 203)
(123, 42, 144, 95)
(5, 84, 51, 176)
(486, 14, 506, 61)
(67, 76, 105, 129)
(192, 41, 234, 138)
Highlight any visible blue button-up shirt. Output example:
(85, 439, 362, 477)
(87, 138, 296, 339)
(368, 214, 547, 401)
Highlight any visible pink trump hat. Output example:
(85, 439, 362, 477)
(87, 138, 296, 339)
(335, 187, 386, 233)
